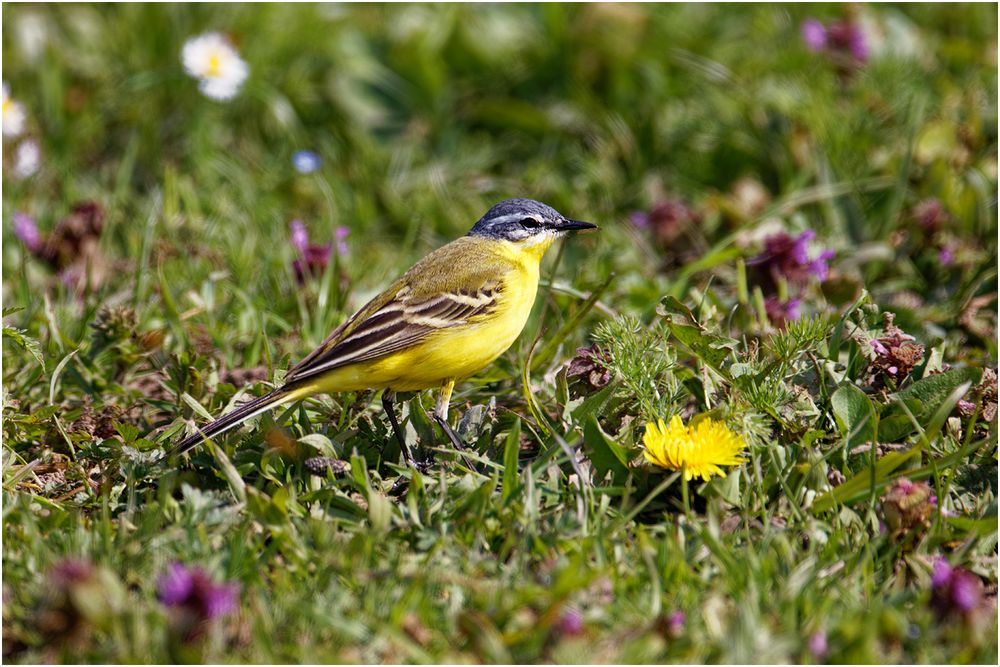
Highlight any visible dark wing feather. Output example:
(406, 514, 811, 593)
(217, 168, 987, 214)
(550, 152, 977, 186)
(283, 282, 502, 385)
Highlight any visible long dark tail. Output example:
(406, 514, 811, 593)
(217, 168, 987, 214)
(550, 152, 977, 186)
(167, 388, 298, 457)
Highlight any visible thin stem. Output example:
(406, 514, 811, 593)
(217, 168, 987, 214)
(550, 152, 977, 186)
(681, 466, 691, 516)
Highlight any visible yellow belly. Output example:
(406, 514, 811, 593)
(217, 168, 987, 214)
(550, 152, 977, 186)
(298, 262, 539, 394)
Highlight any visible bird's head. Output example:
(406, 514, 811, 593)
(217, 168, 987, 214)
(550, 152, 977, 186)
(468, 199, 597, 251)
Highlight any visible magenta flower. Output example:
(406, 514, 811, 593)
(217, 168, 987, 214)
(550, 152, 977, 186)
(748, 230, 834, 292)
(13, 212, 42, 252)
(880, 477, 935, 543)
(931, 558, 953, 588)
(290, 219, 310, 252)
(801, 19, 827, 51)
(629, 199, 699, 244)
(808, 630, 828, 660)
(555, 607, 584, 637)
(827, 20, 868, 63)
(765, 297, 803, 329)
(809, 249, 836, 282)
(801, 17, 868, 64)
(335, 226, 349, 256)
(912, 199, 949, 232)
(868, 314, 924, 387)
(49, 557, 94, 586)
(930, 558, 984, 620)
(938, 246, 955, 267)
(791, 229, 815, 265)
(956, 399, 976, 415)
(157, 562, 238, 621)
(289, 219, 333, 284)
(666, 610, 686, 637)
(628, 210, 651, 229)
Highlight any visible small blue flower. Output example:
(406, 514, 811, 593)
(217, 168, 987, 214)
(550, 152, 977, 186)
(292, 150, 322, 174)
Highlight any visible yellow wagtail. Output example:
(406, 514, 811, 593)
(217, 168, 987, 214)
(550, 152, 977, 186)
(169, 198, 597, 464)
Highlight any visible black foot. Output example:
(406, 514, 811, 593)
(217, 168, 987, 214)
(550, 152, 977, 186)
(433, 414, 466, 450)
(433, 414, 480, 472)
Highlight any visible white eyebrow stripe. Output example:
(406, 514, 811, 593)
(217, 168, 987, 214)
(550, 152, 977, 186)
(486, 213, 531, 225)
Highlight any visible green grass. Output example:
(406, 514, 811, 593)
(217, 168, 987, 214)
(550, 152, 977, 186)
(2, 3, 997, 663)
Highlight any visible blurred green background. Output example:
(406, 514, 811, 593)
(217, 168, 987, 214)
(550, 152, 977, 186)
(4, 4, 997, 330)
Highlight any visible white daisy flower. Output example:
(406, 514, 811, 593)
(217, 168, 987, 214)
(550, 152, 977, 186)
(2, 82, 27, 138)
(181, 32, 249, 101)
(13, 138, 41, 179)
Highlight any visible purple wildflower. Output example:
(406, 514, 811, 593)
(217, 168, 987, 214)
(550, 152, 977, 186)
(938, 246, 955, 267)
(791, 229, 815, 265)
(765, 297, 803, 329)
(158, 562, 195, 606)
(808, 630, 828, 660)
(157, 562, 238, 621)
(827, 20, 869, 63)
(49, 557, 94, 586)
(880, 477, 934, 544)
(37, 558, 125, 643)
(803, 17, 869, 64)
(931, 558, 952, 588)
(930, 558, 984, 620)
(292, 150, 322, 174)
(666, 610, 686, 638)
(948, 570, 982, 614)
(801, 19, 827, 51)
(632, 199, 699, 245)
(13, 212, 42, 252)
(289, 219, 333, 284)
(867, 314, 924, 387)
(290, 219, 309, 252)
(808, 249, 836, 282)
(556, 607, 584, 637)
(747, 230, 834, 291)
(956, 399, 976, 415)
(335, 226, 349, 256)
(628, 210, 650, 229)
(912, 199, 949, 233)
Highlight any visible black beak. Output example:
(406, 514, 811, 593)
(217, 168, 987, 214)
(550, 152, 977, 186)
(557, 218, 598, 231)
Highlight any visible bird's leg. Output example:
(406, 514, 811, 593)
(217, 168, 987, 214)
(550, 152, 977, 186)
(432, 380, 480, 473)
(433, 379, 466, 452)
(381, 390, 416, 467)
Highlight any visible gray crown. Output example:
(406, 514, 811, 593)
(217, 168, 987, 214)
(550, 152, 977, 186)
(468, 198, 596, 241)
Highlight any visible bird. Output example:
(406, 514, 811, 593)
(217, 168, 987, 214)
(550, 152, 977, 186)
(168, 198, 597, 465)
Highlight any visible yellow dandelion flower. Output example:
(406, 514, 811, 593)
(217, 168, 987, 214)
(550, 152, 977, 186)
(642, 415, 746, 482)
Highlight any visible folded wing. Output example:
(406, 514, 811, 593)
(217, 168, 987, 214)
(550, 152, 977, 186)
(284, 282, 501, 385)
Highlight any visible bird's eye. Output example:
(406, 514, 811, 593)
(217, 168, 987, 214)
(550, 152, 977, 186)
(519, 217, 540, 228)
